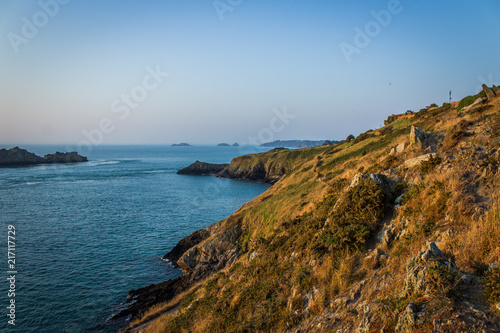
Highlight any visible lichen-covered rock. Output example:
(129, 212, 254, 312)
(403, 153, 437, 169)
(493, 85, 500, 96)
(348, 173, 393, 197)
(401, 242, 457, 298)
(395, 302, 420, 333)
(482, 84, 497, 100)
(396, 142, 406, 154)
(409, 126, 443, 152)
(355, 304, 371, 333)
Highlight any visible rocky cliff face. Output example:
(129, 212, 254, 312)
(217, 159, 286, 183)
(178, 149, 290, 184)
(162, 229, 210, 265)
(0, 147, 87, 166)
(176, 220, 242, 281)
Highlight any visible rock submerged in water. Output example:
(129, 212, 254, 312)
(0, 147, 87, 166)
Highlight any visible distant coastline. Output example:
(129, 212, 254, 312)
(260, 139, 337, 148)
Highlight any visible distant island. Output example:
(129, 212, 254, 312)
(260, 140, 337, 148)
(171, 143, 192, 147)
(0, 147, 88, 166)
(217, 143, 239, 147)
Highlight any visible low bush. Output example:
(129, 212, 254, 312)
(457, 90, 486, 112)
(323, 178, 385, 249)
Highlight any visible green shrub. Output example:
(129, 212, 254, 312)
(457, 90, 486, 112)
(323, 178, 385, 249)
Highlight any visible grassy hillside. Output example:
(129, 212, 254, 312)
(126, 86, 500, 332)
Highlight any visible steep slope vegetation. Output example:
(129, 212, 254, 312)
(126, 85, 500, 333)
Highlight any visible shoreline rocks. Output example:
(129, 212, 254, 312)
(0, 147, 88, 166)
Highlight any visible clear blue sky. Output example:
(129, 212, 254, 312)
(1, 0, 499, 146)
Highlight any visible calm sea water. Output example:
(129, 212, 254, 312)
(0, 145, 270, 333)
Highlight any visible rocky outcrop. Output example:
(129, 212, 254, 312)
(409, 126, 443, 152)
(177, 221, 242, 281)
(347, 173, 394, 197)
(217, 143, 230, 146)
(389, 143, 406, 155)
(178, 148, 290, 184)
(217, 160, 285, 184)
(395, 302, 425, 333)
(401, 241, 456, 298)
(177, 161, 229, 175)
(162, 229, 210, 266)
(43, 151, 88, 163)
(0, 147, 44, 165)
(402, 153, 437, 169)
(493, 85, 500, 96)
(482, 84, 497, 100)
(0, 147, 87, 166)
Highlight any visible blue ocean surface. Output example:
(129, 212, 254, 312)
(0, 145, 270, 332)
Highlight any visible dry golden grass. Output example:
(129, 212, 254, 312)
(447, 196, 500, 272)
(311, 250, 364, 302)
